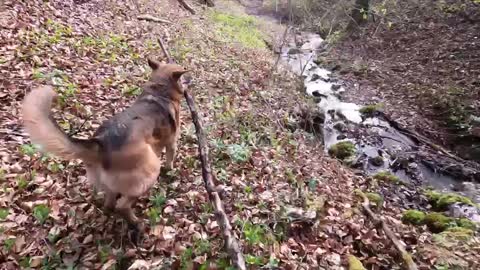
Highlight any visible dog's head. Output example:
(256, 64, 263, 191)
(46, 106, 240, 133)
(147, 58, 188, 92)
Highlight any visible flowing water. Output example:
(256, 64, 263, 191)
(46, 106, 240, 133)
(277, 31, 480, 222)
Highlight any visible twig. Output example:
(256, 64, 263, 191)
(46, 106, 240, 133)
(67, 115, 92, 137)
(177, 0, 196, 14)
(137, 14, 172, 24)
(157, 38, 247, 270)
(357, 191, 418, 270)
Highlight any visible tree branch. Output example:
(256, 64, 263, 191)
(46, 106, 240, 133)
(137, 14, 172, 24)
(357, 191, 418, 270)
(157, 38, 247, 270)
(177, 0, 196, 14)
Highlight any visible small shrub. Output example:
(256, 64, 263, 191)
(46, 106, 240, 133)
(401, 210, 426, 225)
(328, 141, 356, 160)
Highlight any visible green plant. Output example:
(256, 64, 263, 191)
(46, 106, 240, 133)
(98, 245, 110, 263)
(180, 248, 193, 270)
(147, 207, 161, 225)
(0, 208, 9, 220)
(328, 141, 356, 160)
(242, 221, 267, 246)
(33, 204, 50, 224)
(17, 175, 29, 190)
(20, 143, 38, 156)
(121, 84, 142, 96)
(208, 11, 265, 48)
(194, 239, 211, 255)
(150, 193, 167, 209)
(245, 254, 264, 265)
(227, 144, 251, 163)
(4, 238, 15, 251)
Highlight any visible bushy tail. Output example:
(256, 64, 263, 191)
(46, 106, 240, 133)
(22, 86, 99, 162)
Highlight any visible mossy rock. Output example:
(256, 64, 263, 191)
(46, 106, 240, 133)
(442, 227, 474, 241)
(425, 212, 456, 233)
(365, 192, 383, 207)
(328, 141, 356, 160)
(434, 227, 475, 246)
(348, 255, 366, 270)
(424, 190, 475, 210)
(402, 210, 426, 225)
(359, 103, 383, 116)
(373, 171, 400, 184)
(456, 218, 477, 230)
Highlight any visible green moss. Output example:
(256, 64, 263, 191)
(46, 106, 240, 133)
(328, 141, 356, 160)
(425, 190, 475, 210)
(359, 103, 383, 115)
(348, 255, 366, 270)
(424, 212, 456, 233)
(373, 171, 400, 184)
(365, 192, 383, 207)
(208, 11, 265, 49)
(436, 227, 475, 243)
(402, 210, 426, 225)
(456, 218, 477, 230)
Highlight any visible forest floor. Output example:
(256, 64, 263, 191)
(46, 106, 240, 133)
(322, 1, 480, 161)
(0, 0, 479, 269)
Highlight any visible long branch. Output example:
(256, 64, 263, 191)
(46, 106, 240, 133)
(357, 191, 418, 270)
(157, 38, 247, 270)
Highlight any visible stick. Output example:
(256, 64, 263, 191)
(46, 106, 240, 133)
(357, 191, 418, 270)
(177, 0, 196, 14)
(157, 38, 247, 270)
(137, 14, 172, 24)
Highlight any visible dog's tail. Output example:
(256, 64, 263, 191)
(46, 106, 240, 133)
(22, 86, 100, 162)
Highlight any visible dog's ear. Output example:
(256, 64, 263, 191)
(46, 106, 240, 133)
(147, 58, 161, 70)
(172, 70, 188, 81)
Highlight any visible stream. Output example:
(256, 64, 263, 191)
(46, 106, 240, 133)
(276, 30, 480, 222)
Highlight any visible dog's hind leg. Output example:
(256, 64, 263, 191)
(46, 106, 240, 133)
(165, 142, 177, 170)
(117, 195, 143, 243)
(103, 190, 118, 214)
(117, 196, 141, 228)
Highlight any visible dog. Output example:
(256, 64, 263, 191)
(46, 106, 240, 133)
(22, 58, 187, 236)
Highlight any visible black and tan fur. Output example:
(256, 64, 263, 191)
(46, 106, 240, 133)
(22, 58, 187, 234)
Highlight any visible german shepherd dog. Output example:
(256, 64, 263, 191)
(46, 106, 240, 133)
(22, 58, 187, 236)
